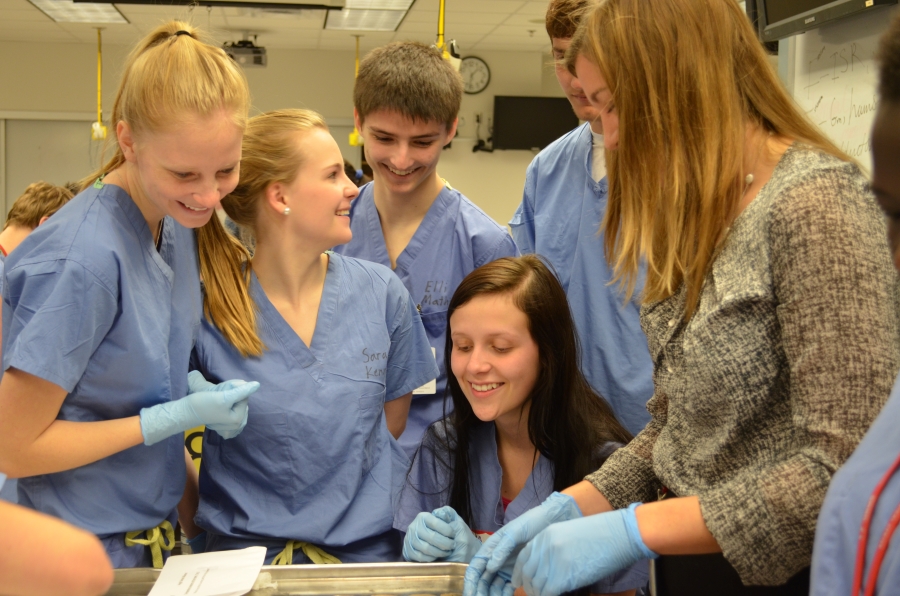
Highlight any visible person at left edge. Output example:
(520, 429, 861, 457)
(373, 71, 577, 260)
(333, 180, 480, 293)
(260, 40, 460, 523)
(333, 41, 519, 458)
(188, 109, 438, 564)
(0, 21, 259, 568)
(809, 12, 900, 596)
(0, 181, 74, 503)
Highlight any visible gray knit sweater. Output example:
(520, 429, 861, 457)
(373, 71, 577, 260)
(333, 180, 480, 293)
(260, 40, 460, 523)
(586, 145, 900, 585)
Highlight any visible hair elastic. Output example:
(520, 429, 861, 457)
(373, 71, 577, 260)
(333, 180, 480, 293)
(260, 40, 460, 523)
(174, 30, 192, 37)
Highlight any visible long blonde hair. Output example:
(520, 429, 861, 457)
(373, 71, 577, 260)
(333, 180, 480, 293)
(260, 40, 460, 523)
(567, 0, 851, 319)
(81, 21, 250, 190)
(198, 109, 329, 357)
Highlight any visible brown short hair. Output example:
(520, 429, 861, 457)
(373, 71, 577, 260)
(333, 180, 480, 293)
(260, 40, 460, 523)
(545, 0, 594, 40)
(354, 41, 462, 129)
(4, 182, 74, 230)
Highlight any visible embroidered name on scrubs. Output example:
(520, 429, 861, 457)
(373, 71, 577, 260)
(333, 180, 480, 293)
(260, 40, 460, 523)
(421, 280, 450, 307)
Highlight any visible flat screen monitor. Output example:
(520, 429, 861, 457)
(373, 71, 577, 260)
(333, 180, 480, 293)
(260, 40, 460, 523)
(758, 0, 897, 42)
(492, 96, 580, 151)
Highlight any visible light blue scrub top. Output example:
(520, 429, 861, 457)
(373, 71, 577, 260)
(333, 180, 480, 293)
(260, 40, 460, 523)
(510, 123, 653, 435)
(192, 253, 438, 561)
(0, 254, 14, 504)
(810, 372, 900, 595)
(2, 182, 200, 567)
(333, 183, 518, 456)
(395, 421, 649, 593)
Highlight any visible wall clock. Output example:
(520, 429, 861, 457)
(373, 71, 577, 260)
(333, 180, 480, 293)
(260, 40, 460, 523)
(460, 56, 491, 94)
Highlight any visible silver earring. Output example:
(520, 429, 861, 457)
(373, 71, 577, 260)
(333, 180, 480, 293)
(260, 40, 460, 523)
(283, 207, 291, 215)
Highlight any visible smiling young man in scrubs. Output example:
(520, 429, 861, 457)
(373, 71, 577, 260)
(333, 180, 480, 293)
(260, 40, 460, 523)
(333, 41, 519, 457)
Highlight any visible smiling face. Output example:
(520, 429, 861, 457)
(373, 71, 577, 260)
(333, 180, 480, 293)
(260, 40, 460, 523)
(871, 99, 900, 271)
(122, 108, 243, 229)
(574, 53, 619, 151)
(449, 293, 540, 428)
(281, 127, 359, 249)
(552, 37, 602, 130)
(355, 109, 457, 200)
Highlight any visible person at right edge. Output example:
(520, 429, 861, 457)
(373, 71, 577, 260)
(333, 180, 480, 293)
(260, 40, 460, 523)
(462, 0, 900, 595)
(810, 11, 900, 596)
(509, 0, 652, 435)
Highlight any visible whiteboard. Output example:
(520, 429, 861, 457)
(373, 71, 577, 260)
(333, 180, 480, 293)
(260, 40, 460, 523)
(792, 4, 898, 174)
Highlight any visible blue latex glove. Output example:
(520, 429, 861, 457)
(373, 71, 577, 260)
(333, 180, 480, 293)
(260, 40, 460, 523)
(464, 492, 582, 596)
(185, 531, 207, 554)
(512, 503, 657, 596)
(403, 506, 483, 563)
(139, 372, 259, 445)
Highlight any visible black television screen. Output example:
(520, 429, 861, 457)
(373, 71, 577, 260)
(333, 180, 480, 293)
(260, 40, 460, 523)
(492, 96, 579, 151)
(758, 0, 897, 42)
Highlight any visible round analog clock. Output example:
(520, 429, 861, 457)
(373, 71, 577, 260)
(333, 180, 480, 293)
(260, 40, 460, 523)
(460, 56, 491, 94)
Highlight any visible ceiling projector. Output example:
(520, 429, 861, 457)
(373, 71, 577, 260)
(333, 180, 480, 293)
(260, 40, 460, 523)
(224, 40, 267, 68)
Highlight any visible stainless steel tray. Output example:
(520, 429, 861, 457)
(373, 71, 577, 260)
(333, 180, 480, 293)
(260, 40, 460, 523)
(105, 562, 466, 596)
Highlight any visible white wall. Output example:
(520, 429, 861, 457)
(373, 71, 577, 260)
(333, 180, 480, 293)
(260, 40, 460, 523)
(0, 40, 563, 225)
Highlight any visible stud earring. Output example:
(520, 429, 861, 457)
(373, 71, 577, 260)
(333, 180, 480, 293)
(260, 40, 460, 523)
(283, 207, 291, 215)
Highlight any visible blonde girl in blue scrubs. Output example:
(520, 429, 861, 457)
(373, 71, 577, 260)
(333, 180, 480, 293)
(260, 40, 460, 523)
(0, 22, 259, 568)
(189, 109, 438, 564)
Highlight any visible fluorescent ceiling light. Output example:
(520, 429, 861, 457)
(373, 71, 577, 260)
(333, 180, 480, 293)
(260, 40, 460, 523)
(29, 0, 128, 23)
(325, 7, 408, 30)
(344, 0, 412, 8)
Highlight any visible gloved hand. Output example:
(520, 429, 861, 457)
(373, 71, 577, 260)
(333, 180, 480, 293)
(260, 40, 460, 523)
(464, 492, 582, 596)
(512, 503, 657, 596)
(140, 372, 259, 445)
(403, 506, 483, 563)
(185, 531, 207, 554)
(184, 371, 253, 438)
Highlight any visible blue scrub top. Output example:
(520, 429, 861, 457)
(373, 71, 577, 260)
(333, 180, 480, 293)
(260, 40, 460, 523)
(510, 123, 653, 435)
(2, 182, 200, 566)
(810, 372, 900, 595)
(333, 183, 518, 456)
(192, 253, 438, 555)
(0, 255, 14, 504)
(395, 421, 649, 593)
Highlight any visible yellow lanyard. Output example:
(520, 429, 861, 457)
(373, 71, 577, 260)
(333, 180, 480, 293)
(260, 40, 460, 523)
(272, 540, 342, 565)
(124, 520, 176, 569)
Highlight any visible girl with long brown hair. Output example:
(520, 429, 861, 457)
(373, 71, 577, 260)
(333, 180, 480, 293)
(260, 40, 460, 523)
(465, 0, 900, 594)
(396, 256, 645, 596)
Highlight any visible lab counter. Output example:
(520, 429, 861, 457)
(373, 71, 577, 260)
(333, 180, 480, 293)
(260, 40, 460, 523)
(104, 561, 466, 596)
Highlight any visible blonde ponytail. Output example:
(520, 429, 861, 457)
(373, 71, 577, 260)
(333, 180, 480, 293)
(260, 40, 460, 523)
(199, 109, 329, 357)
(196, 216, 262, 357)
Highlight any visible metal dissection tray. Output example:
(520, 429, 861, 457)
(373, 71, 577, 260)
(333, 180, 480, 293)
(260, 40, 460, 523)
(105, 562, 466, 596)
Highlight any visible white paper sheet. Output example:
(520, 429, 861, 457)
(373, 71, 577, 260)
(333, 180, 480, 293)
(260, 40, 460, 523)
(147, 546, 266, 596)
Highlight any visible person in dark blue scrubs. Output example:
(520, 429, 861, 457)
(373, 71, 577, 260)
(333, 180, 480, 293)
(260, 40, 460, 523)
(810, 13, 900, 595)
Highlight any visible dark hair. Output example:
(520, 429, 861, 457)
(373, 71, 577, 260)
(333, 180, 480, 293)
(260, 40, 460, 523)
(354, 41, 463, 130)
(545, 0, 595, 40)
(878, 12, 900, 102)
(427, 255, 632, 525)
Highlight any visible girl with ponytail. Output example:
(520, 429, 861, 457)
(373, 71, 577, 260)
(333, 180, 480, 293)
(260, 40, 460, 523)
(0, 22, 259, 568)
(188, 109, 437, 564)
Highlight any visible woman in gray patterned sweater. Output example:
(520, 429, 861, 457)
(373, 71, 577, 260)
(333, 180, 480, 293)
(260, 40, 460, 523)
(461, 1, 900, 595)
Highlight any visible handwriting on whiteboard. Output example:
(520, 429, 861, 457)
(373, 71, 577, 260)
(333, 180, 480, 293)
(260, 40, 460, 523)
(791, 0, 896, 175)
(800, 42, 878, 161)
